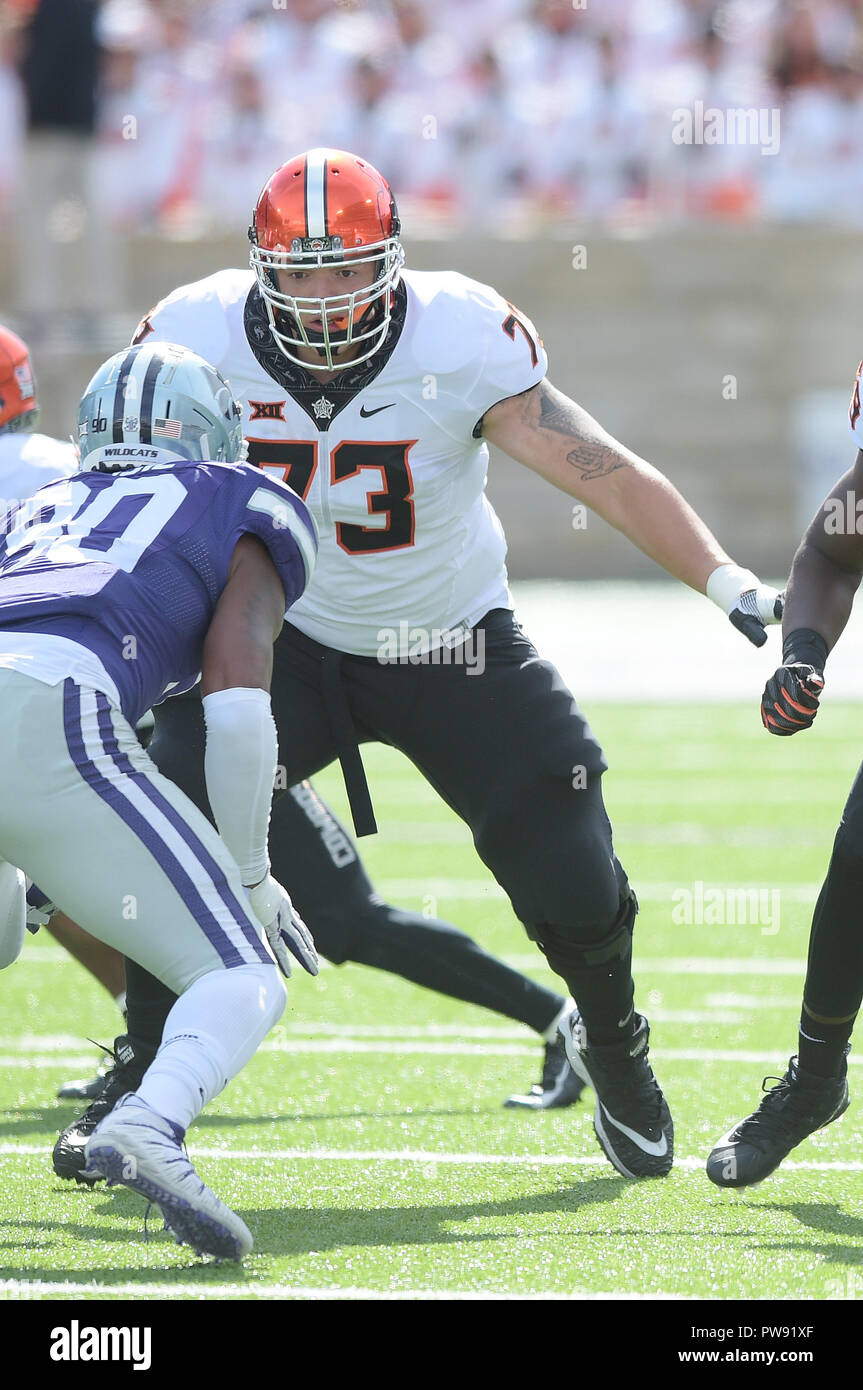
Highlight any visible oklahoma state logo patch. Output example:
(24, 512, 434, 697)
(249, 400, 287, 422)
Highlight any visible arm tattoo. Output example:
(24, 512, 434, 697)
(537, 383, 629, 481)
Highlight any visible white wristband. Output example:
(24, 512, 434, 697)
(202, 687, 277, 885)
(705, 563, 758, 615)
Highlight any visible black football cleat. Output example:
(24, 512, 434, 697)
(56, 1052, 114, 1102)
(706, 1055, 850, 1189)
(561, 1008, 673, 1178)
(504, 1035, 586, 1110)
(52, 1035, 147, 1185)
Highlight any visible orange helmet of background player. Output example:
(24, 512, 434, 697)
(249, 148, 404, 372)
(0, 325, 39, 434)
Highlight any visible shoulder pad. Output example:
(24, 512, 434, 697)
(132, 270, 254, 368)
(402, 270, 504, 375)
(235, 464, 318, 591)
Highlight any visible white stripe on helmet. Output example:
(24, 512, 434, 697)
(305, 149, 327, 238)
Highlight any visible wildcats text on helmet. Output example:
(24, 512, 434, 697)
(76, 343, 245, 472)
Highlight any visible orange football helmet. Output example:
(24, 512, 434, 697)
(0, 325, 39, 434)
(249, 148, 404, 372)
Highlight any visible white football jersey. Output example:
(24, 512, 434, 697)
(0, 431, 76, 510)
(132, 267, 547, 655)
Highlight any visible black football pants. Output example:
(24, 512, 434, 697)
(803, 759, 863, 1021)
(138, 608, 637, 1046)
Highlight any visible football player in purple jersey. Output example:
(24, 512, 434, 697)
(0, 341, 319, 1259)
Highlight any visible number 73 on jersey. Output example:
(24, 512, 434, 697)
(246, 437, 417, 555)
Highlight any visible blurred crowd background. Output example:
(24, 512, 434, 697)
(3, 0, 863, 238)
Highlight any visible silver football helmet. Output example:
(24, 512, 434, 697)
(76, 342, 245, 472)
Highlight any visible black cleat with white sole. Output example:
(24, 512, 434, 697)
(53, 1035, 147, 1184)
(561, 1009, 673, 1178)
(706, 1054, 849, 1189)
(504, 1035, 586, 1110)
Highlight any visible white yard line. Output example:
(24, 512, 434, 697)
(377, 880, 824, 903)
(0, 1143, 858, 1171)
(11, 950, 813, 977)
(0, 1056, 101, 1069)
(0, 1279, 698, 1301)
(4, 1043, 856, 1065)
(384, 823, 834, 848)
(2, 1042, 858, 1065)
(507, 955, 808, 975)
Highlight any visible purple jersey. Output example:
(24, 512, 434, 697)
(0, 461, 316, 724)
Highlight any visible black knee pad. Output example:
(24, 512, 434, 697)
(526, 888, 638, 976)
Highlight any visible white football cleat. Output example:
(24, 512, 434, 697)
(0, 861, 26, 969)
(85, 1094, 253, 1260)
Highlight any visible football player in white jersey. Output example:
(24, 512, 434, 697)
(0, 342, 320, 1259)
(0, 325, 75, 498)
(707, 362, 863, 1187)
(99, 149, 781, 1180)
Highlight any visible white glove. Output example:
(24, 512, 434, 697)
(246, 874, 319, 979)
(25, 880, 55, 933)
(706, 563, 784, 648)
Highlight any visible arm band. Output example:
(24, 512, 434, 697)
(202, 687, 277, 886)
(782, 628, 828, 671)
(705, 563, 758, 613)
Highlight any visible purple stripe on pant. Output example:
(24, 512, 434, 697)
(93, 691, 270, 963)
(62, 679, 269, 969)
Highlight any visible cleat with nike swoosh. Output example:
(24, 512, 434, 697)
(561, 1008, 674, 1178)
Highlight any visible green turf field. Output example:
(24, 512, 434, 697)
(1, 702, 861, 1301)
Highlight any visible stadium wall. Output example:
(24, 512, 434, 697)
(2, 228, 858, 582)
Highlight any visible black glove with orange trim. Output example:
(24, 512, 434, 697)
(761, 629, 827, 736)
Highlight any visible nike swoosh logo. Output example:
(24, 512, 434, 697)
(359, 403, 395, 418)
(713, 1126, 742, 1149)
(599, 1102, 669, 1156)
